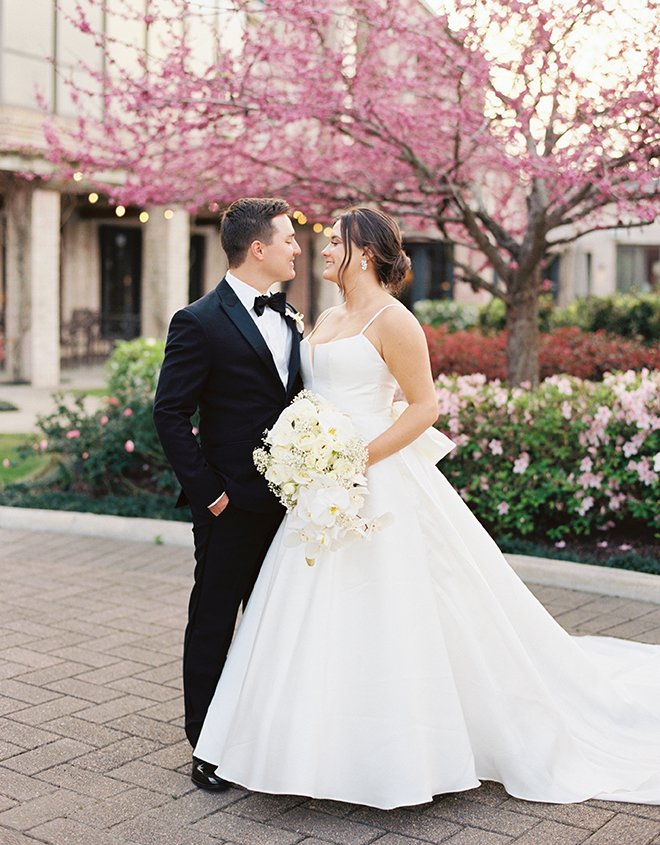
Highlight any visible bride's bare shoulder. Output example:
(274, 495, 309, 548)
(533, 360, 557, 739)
(377, 301, 425, 338)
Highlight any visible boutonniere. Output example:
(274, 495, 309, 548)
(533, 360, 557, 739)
(286, 304, 305, 335)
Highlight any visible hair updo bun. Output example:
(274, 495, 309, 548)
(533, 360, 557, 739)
(382, 251, 412, 293)
(337, 207, 412, 294)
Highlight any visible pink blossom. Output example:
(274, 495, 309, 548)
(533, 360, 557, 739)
(576, 495, 594, 516)
(597, 541, 608, 548)
(100, 416, 109, 425)
(191, 426, 199, 436)
(82, 452, 89, 459)
(66, 430, 80, 439)
(619, 544, 633, 551)
(2, 458, 9, 468)
(124, 440, 135, 452)
(555, 540, 566, 548)
(39, 439, 48, 450)
(489, 439, 503, 455)
(497, 501, 509, 515)
(124, 408, 133, 417)
(513, 452, 530, 474)
(107, 397, 119, 406)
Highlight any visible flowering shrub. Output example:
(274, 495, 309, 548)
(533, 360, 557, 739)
(25, 337, 174, 496)
(434, 370, 660, 541)
(105, 336, 166, 399)
(424, 325, 660, 381)
(33, 391, 177, 496)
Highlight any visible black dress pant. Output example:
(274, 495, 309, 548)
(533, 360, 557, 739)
(183, 501, 284, 748)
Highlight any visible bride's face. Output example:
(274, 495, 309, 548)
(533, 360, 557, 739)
(321, 221, 361, 288)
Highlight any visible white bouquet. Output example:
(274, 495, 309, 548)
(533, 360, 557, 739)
(254, 390, 393, 565)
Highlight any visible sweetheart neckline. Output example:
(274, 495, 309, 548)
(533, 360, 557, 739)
(303, 333, 385, 372)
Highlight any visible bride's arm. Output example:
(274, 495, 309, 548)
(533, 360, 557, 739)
(366, 307, 439, 467)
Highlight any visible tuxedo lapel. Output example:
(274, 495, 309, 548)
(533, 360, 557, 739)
(215, 279, 284, 393)
(285, 317, 301, 400)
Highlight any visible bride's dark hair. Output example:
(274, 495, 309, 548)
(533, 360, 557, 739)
(337, 207, 411, 294)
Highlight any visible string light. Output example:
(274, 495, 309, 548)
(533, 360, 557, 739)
(297, 214, 307, 225)
(164, 209, 174, 219)
(292, 210, 302, 220)
(73, 172, 83, 181)
(115, 205, 126, 217)
(313, 223, 323, 233)
(208, 202, 219, 212)
(139, 211, 149, 223)
(88, 193, 98, 204)
(323, 226, 333, 237)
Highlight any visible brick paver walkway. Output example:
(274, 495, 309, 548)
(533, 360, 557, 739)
(3, 526, 660, 845)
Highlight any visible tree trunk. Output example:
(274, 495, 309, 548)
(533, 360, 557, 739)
(505, 268, 541, 388)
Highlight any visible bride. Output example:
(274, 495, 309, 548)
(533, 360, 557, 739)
(194, 207, 660, 809)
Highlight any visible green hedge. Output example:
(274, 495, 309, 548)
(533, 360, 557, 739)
(414, 293, 660, 342)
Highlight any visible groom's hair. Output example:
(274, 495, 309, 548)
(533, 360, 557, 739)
(221, 197, 290, 267)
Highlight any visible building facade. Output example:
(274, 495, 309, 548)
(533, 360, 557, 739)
(2, 2, 657, 387)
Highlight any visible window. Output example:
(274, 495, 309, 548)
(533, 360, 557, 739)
(400, 240, 453, 308)
(616, 244, 660, 293)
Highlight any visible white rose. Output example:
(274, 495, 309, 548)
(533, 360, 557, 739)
(265, 463, 291, 485)
(291, 398, 318, 422)
(330, 457, 353, 478)
(270, 444, 290, 462)
(311, 433, 334, 460)
(280, 481, 298, 499)
(267, 420, 295, 447)
(294, 430, 317, 451)
(292, 465, 312, 484)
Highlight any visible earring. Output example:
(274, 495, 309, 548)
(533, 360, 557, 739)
(360, 258, 368, 271)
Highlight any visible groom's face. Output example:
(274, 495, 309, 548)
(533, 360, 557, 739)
(260, 214, 301, 282)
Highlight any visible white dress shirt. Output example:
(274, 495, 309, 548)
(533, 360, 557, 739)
(209, 272, 292, 509)
(225, 271, 292, 388)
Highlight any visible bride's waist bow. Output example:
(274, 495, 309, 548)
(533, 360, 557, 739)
(390, 401, 456, 464)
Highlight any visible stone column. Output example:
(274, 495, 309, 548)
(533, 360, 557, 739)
(30, 189, 61, 387)
(4, 181, 61, 386)
(142, 206, 190, 340)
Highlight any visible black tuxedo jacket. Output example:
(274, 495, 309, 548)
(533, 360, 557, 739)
(153, 278, 303, 514)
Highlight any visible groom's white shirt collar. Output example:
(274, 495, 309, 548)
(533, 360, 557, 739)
(225, 271, 273, 314)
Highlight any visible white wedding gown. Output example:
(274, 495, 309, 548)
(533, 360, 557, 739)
(195, 312, 660, 810)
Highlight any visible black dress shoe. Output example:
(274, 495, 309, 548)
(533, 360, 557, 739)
(191, 757, 232, 791)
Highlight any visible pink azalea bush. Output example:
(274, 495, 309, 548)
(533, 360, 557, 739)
(31, 338, 177, 497)
(435, 370, 660, 541)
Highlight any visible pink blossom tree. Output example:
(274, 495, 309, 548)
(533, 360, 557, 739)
(46, 0, 660, 385)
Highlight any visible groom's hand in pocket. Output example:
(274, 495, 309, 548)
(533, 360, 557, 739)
(208, 492, 229, 516)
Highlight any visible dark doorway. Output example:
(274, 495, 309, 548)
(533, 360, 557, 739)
(189, 233, 206, 303)
(400, 240, 453, 308)
(99, 225, 142, 339)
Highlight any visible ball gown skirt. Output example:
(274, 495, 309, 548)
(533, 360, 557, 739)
(194, 331, 660, 810)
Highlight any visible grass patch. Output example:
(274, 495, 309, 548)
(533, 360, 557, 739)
(0, 435, 55, 485)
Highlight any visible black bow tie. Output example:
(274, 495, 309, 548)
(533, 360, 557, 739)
(253, 291, 287, 316)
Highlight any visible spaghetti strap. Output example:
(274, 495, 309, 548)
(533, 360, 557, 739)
(307, 307, 337, 340)
(359, 303, 403, 335)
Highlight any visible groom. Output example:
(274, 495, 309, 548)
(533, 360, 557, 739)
(153, 198, 303, 790)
